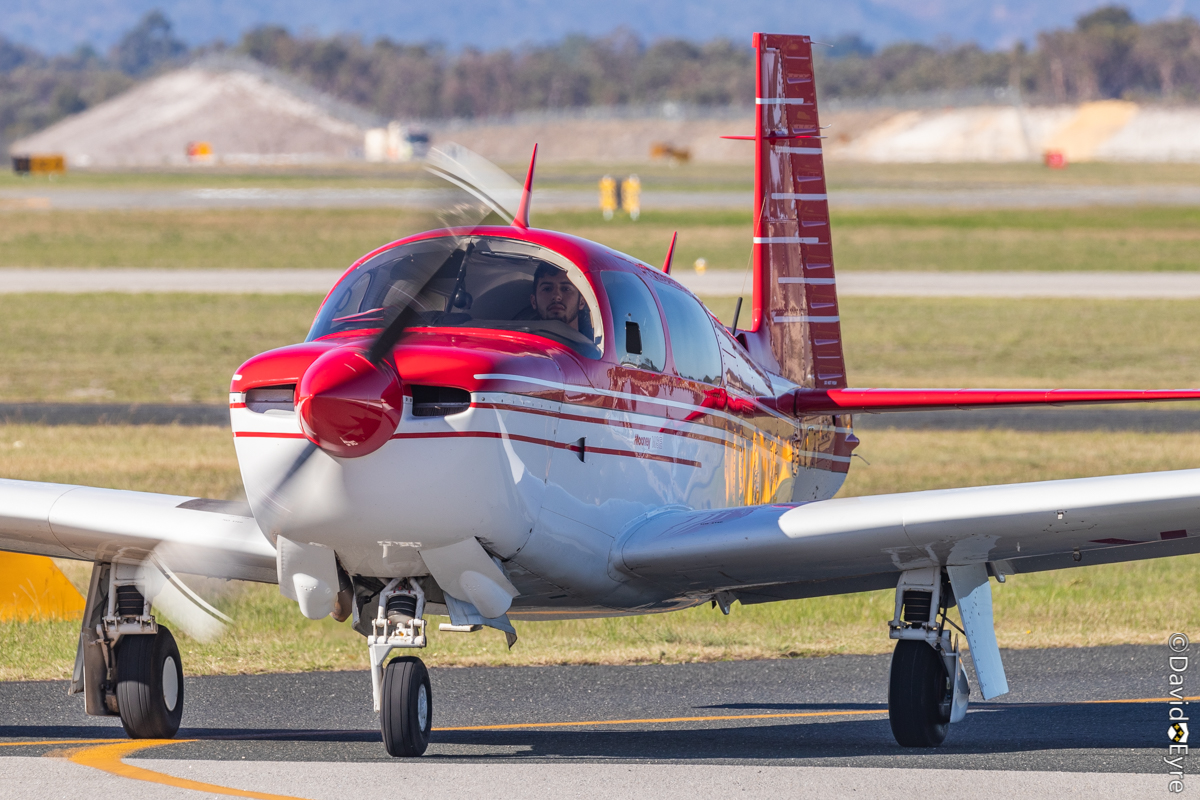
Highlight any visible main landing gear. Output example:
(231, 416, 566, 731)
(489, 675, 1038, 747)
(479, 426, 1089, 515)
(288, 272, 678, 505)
(72, 562, 186, 739)
(887, 568, 970, 748)
(367, 578, 432, 756)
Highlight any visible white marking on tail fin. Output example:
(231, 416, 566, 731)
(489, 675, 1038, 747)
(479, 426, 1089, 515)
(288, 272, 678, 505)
(770, 193, 828, 201)
(753, 236, 821, 244)
(773, 314, 840, 323)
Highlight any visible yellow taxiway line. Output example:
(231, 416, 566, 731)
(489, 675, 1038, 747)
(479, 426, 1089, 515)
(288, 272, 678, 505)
(66, 739, 307, 800)
(2, 695, 1195, 799)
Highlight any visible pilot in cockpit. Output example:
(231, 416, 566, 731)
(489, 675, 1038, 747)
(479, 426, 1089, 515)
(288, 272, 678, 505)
(530, 263, 587, 331)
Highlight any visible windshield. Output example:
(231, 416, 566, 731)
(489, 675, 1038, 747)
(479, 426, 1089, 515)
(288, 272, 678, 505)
(307, 236, 604, 359)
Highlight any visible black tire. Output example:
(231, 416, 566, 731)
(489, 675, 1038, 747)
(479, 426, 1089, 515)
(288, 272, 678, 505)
(888, 639, 951, 747)
(381, 656, 432, 757)
(115, 626, 184, 739)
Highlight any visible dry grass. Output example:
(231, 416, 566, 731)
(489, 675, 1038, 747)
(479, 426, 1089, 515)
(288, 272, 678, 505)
(0, 208, 435, 270)
(0, 293, 318, 404)
(1, 426, 1198, 679)
(0, 424, 242, 498)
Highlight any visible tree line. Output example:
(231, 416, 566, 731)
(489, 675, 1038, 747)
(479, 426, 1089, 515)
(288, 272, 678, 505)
(3, 6, 1199, 150)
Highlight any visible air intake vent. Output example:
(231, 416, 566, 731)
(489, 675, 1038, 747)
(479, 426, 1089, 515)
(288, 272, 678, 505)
(411, 385, 471, 417)
(246, 384, 295, 413)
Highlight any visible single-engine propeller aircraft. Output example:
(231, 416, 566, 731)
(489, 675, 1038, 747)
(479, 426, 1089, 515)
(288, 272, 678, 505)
(5, 33, 1200, 755)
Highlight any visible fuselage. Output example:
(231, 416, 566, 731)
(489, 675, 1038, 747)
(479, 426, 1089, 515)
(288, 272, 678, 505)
(230, 225, 857, 615)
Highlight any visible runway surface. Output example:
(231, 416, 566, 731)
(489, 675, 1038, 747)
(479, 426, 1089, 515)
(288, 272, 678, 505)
(4, 183, 1200, 211)
(3, 268, 1200, 299)
(0, 645, 1179, 798)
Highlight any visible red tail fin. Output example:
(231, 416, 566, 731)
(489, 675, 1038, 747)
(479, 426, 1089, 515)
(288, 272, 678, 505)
(743, 34, 847, 391)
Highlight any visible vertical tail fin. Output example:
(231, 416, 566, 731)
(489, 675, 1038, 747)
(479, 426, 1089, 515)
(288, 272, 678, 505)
(744, 34, 847, 391)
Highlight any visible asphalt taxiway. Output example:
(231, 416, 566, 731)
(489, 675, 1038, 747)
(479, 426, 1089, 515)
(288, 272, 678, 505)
(0, 645, 1181, 798)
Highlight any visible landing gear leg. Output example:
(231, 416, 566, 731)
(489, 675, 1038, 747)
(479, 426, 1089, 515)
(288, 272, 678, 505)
(366, 578, 430, 757)
(887, 567, 970, 748)
(71, 561, 185, 738)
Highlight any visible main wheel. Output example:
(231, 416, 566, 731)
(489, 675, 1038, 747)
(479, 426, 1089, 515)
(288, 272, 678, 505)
(888, 639, 951, 747)
(115, 626, 184, 739)
(381, 656, 432, 757)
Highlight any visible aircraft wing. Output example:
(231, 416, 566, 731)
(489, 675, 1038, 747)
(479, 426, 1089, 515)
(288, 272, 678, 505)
(616, 468, 1200, 603)
(0, 478, 277, 583)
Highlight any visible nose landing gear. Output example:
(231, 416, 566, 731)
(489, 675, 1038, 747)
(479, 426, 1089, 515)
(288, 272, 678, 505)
(367, 578, 432, 757)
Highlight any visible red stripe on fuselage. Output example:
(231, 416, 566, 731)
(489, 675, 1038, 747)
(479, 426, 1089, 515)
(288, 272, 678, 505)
(470, 402, 733, 449)
(389, 430, 702, 468)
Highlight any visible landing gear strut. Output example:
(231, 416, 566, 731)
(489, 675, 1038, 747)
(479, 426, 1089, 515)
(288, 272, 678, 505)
(71, 561, 185, 739)
(366, 578, 431, 757)
(887, 567, 970, 748)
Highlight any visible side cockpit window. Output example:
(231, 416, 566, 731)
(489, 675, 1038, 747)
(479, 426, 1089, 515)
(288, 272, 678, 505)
(308, 236, 603, 359)
(654, 282, 722, 385)
(600, 271, 666, 372)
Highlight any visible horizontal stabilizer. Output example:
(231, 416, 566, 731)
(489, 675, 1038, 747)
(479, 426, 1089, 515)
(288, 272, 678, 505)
(776, 387, 1200, 415)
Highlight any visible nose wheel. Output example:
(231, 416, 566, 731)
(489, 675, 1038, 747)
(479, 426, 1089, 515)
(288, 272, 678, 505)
(115, 626, 184, 739)
(381, 655, 432, 757)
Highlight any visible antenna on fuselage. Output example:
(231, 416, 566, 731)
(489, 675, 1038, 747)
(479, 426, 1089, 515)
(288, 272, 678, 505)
(729, 297, 743, 334)
(662, 231, 677, 274)
(512, 143, 538, 229)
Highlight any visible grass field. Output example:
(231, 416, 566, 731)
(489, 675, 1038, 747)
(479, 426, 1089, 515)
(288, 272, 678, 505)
(4, 205, 1200, 274)
(2, 294, 1199, 404)
(1, 424, 1197, 680)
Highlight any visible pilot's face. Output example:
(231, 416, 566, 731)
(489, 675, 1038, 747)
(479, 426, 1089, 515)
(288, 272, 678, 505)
(532, 273, 583, 328)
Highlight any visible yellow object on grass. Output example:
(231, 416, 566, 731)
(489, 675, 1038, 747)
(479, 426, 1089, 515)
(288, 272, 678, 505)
(0, 552, 85, 621)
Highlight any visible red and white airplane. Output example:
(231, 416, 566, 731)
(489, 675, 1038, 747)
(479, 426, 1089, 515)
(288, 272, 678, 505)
(4, 33, 1200, 756)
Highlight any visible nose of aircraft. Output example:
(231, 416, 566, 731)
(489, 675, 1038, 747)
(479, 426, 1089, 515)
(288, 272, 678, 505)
(295, 347, 404, 458)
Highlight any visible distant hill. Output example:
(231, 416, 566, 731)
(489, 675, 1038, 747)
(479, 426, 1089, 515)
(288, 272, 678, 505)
(3, 0, 1197, 54)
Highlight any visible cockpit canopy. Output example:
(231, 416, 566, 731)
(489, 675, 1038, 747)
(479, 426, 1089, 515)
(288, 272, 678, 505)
(308, 235, 604, 358)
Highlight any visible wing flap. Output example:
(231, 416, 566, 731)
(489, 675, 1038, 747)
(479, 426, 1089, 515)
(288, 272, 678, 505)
(0, 478, 276, 583)
(618, 468, 1200, 596)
